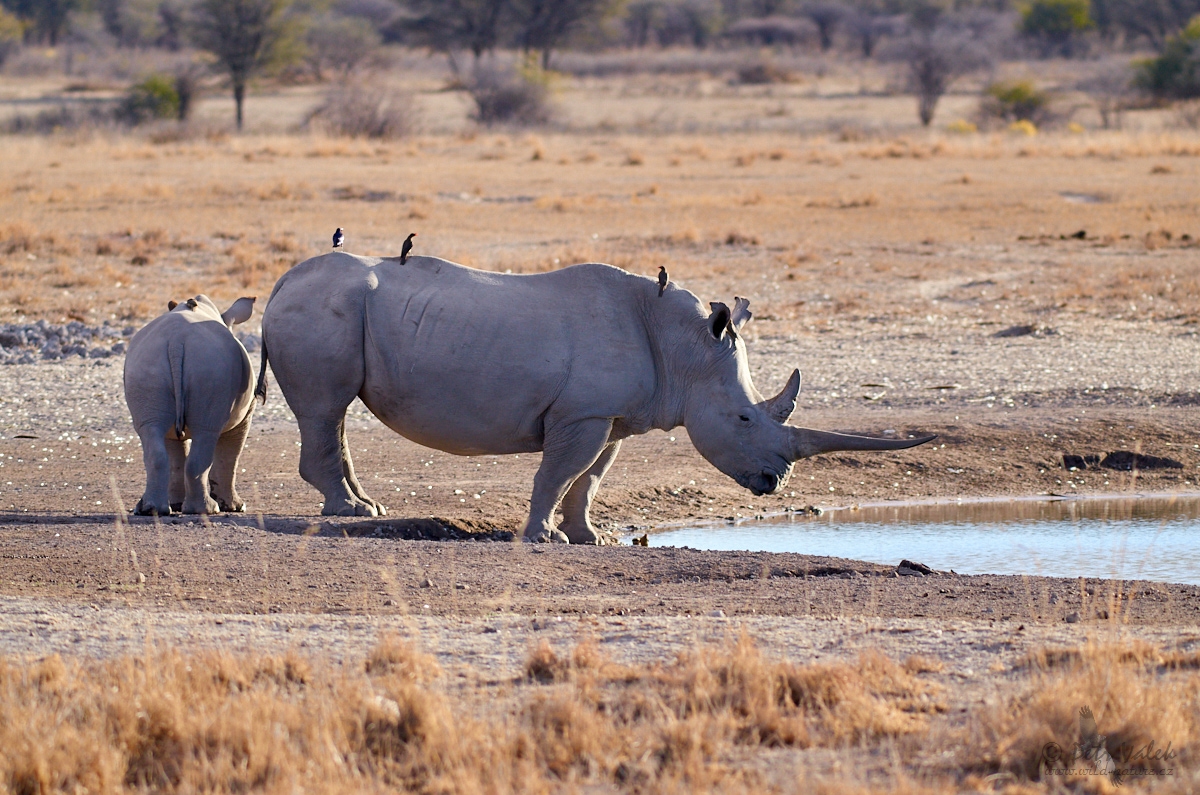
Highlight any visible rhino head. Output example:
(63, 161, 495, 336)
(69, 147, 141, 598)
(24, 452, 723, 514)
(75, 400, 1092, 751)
(679, 296, 934, 496)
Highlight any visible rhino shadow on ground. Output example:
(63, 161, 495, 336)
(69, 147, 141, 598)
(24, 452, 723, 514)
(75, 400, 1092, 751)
(0, 511, 514, 541)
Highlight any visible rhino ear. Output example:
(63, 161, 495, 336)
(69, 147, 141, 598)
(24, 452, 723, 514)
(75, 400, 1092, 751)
(708, 302, 733, 340)
(167, 300, 178, 311)
(221, 296, 256, 328)
(731, 296, 752, 330)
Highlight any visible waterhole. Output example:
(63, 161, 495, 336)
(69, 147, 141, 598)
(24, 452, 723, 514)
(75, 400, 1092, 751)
(648, 494, 1200, 585)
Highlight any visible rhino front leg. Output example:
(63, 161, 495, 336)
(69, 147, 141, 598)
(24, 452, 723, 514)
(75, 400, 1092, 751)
(559, 439, 622, 545)
(180, 429, 221, 515)
(522, 418, 613, 543)
(209, 415, 251, 513)
(297, 414, 381, 516)
(135, 423, 172, 516)
(167, 437, 188, 513)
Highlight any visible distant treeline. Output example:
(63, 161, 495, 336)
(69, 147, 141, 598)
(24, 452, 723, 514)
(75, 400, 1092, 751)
(3, 0, 1199, 57)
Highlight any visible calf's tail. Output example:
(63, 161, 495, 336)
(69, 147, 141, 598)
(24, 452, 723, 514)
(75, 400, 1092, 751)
(254, 334, 269, 405)
(168, 338, 185, 437)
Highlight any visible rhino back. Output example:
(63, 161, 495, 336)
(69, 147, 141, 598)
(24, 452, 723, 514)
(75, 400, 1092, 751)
(357, 258, 659, 454)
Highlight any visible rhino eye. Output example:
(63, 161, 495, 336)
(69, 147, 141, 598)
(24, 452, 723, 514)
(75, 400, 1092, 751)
(739, 414, 751, 423)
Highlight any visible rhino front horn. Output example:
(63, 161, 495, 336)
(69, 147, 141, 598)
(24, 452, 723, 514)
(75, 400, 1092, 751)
(788, 426, 936, 461)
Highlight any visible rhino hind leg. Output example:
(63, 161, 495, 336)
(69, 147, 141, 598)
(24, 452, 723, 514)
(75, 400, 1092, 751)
(522, 418, 613, 543)
(559, 439, 622, 545)
(167, 437, 188, 513)
(135, 423, 173, 516)
(209, 416, 251, 512)
(339, 415, 385, 515)
(297, 414, 381, 516)
(180, 429, 221, 515)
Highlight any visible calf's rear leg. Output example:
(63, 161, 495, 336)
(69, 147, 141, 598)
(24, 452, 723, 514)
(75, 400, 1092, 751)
(167, 437, 187, 512)
(135, 423, 172, 516)
(181, 429, 221, 515)
(209, 415, 251, 512)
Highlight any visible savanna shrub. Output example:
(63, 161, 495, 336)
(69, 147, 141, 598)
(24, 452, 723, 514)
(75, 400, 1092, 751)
(118, 75, 180, 125)
(1138, 16, 1200, 99)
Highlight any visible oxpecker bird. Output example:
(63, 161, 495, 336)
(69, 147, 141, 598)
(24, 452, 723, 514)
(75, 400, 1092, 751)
(657, 266, 668, 297)
(400, 232, 417, 264)
(332, 227, 344, 250)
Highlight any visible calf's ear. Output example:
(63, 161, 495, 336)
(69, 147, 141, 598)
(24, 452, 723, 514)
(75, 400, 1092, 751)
(731, 296, 752, 330)
(221, 296, 256, 327)
(167, 300, 178, 311)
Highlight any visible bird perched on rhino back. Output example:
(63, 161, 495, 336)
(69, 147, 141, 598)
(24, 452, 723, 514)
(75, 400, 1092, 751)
(332, 227, 345, 250)
(400, 232, 417, 264)
(658, 266, 668, 297)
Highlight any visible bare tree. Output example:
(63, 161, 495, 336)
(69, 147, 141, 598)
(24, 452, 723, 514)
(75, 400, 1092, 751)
(887, 15, 994, 126)
(191, 0, 296, 130)
(1, 0, 77, 44)
(846, 10, 899, 57)
(401, 0, 509, 75)
(803, 2, 845, 50)
(305, 14, 381, 80)
(1078, 58, 1134, 128)
(512, 0, 615, 69)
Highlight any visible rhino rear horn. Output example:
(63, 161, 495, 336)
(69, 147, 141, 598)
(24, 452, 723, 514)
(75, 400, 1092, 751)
(788, 426, 936, 461)
(764, 369, 800, 423)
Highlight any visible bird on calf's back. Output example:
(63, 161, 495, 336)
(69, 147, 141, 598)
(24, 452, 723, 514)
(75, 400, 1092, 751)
(332, 228, 345, 250)
(400, 232, 417, 264)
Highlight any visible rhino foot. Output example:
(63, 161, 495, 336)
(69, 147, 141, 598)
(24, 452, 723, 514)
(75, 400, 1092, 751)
(134, 498, 169, 517)
(181, 495, 220, 515)
(559, 522, 600, 545)
(322, 498, 380, 517)
(524, 527, 570, 544)
(216, 498, 246, 513)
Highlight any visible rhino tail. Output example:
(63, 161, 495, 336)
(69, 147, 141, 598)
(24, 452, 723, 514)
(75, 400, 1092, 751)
(168, 338, 185, 438)
(254, 333, 269, 405)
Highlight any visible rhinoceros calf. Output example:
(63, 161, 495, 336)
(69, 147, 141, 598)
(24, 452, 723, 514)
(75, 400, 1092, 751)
(258, 254, 934, 542)
(124, 295, 257, 515)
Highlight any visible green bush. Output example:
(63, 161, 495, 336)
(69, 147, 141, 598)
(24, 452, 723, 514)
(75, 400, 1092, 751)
(1020, 0, 1092, 54)
(1137, 16, 1200, 99)
(118, 74, 181, 125)
(982, 80, 1051, 123)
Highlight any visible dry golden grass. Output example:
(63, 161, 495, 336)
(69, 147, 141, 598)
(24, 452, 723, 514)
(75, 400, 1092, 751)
(0, 633, 948, 794)
(961, 640, 1200, 790)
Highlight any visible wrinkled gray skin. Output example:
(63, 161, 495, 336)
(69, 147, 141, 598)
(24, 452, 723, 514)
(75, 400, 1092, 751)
(124, 295, 257, 516)
(259, 254, 934, 543)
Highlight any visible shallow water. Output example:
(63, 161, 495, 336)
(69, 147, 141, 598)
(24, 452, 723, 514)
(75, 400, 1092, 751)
(648, 495, 1200, 585)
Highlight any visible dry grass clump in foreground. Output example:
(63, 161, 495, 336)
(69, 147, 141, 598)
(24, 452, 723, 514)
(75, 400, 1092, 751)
(960, 640, 1200, 791)
(0, 633, 946, 794)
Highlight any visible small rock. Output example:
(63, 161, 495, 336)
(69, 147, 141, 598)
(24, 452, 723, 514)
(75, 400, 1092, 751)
(455, 583, 468, 591)
(420, 578, 434, 588)
(709, 609, 726, 618)
(1100, 450, 1183, 471)
(136, 572, 146, 584)
(898, 559, 934, 575)
(1064, 611, 1081, 623)
(383, 599, 398, 606)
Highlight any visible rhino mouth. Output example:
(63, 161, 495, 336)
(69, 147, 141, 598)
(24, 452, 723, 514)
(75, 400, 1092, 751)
(742, 468, 786, 496)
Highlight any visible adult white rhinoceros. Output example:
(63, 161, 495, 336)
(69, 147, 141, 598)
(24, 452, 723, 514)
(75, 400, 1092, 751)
(257, 253, 934, 543)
